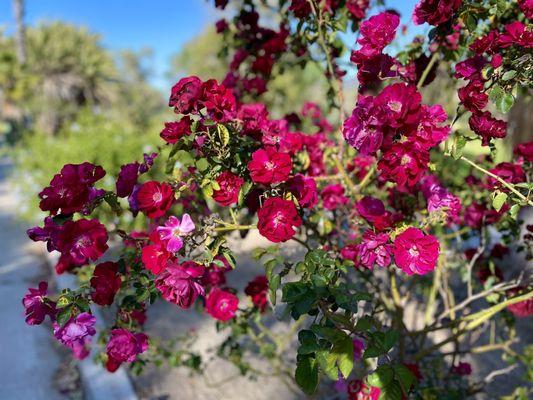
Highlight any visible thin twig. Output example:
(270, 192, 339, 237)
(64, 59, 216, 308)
(460, 156, 533, 206)
(483, 364, 519, 384)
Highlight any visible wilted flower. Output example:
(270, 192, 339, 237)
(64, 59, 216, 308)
(451, 362, 472, 376)
(54, 312, 96, 359)
(321, 184, 349, 211)
(356, 231, 392, 269)
(169, 76, 203, 114)
(116, 162, 139, 198)
(160, 117, 192, 144)
(245, 275, 269, 312)
(155, 261, 205, 308)
(22, 282, 56, 325)
(39, 163, 105, 215)
(469, 111, 507, 146)
(286, 174, 318, 208)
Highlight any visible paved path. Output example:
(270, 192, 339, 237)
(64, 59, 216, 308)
(0, 158, 64, 400)
(135, 231, 305, 400)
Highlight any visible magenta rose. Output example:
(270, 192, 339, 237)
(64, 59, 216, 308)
(136, 181, 174, 219)
(393, 227, 440, 275)
(54, 312, 96, 360)
(321, 184, 349, 211)
(155, 261, 205, 309)
(286, 174, 318, 208)
(245, 275, 269, 312)
(257, 197, 302, 243)
(413, 0, 462, 26)
(22, 281, 56, 325)
(90, 262, 122, 306)
(205, 288, 239, 321)
(106, 328, 148, 372)
(248, 148, 292, 185)
(54, 218, 109, 274)
(168, 76, 203, 114)
(212, 171, 245, 206)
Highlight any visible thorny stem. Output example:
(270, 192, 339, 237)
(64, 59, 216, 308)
(214, 224, 256, 232)
(413, 290, 533, 360)
(357, 165, 376, 191)
(425, 247, 444, 324)
(459, 155, 533, 206)
(307, 0, 347, 161)
(312, 174, 343, 181)
(307, 0, 344, 118)
(417, 52, 439, 89)
(437, 281, 521, 321)
(332, 155, 358, 197)
(467, 232, 485, 298)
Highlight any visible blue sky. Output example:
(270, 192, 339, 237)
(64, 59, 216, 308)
(0, 0, 217, 90)
(0, 1, 424, 90)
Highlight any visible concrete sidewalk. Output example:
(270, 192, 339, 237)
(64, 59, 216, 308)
(0, 158, 65, 399)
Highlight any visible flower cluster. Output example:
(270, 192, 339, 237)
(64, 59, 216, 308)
(21, 0, 533, 395)
(343, 82, 450, 189)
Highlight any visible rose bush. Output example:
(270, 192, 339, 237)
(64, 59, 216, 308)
(22, 0, 532, 398)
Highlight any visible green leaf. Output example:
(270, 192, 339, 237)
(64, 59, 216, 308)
(497, 93, 514, 113)
(334, 335, 354, 378)
(175, 150, 195, 166)
(509, 204, 520, 219)
(217, 124, 230, 147)
(451, 133, 467, 160)
(196, 158, 209, 172)
(311, 325, 343, 342)
(379, 380, 403, 400)
(354, 316, 372, 331)
(56, 306, 73, 326)
(394, 364, 416, 392)
(492, 191, 507, 212)
(383, 330, 399, 352)
(282, 282, 309, 303)
(237, 181, 252, 206)
(298, 330, 321, 355)
(269, 274, 281, 305)
(368, 365, 394, 388)
(316, 350, 338, 380)
(252, 247, 268, 260)
(364, 330, 398, 359)
(295, 355, 319, 395)
(501, 70, 516, 81)
(466, 14, 477, 32)
(489, 84, 504, 104)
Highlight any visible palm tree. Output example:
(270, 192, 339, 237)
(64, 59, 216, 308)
(12, 0, 26, 64)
